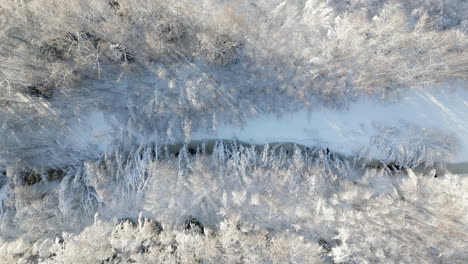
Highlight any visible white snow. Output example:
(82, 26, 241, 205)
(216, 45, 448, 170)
(62, 84, 468, 166)
(65, 111, 114, 154)
(193, 86, 468, 163)
(1, 1, 468, 262)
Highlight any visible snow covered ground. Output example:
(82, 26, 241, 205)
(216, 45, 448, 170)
(194, 85, 468, 164)
(0, 0, 467, 263)
(67, 83, 468, 169)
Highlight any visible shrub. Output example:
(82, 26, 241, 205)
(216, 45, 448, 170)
(204, 34, 242, 66)
(110, 43, 134, 63)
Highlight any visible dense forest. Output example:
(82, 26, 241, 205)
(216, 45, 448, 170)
(0, 0, 467, 263)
